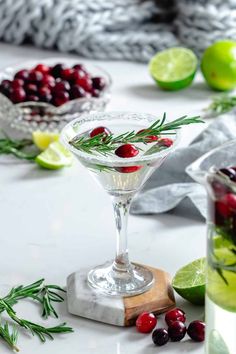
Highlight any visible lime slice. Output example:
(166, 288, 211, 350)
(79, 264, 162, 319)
(172, 258, 206, 305)
(149, 47, 198, 90)
(33, 131, 59, 151)
(35, 141, 73, 170)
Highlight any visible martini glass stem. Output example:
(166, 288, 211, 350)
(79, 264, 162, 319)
(112, 194, 133, 273)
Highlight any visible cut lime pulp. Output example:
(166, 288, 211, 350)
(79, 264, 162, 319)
(35, 141, 73, 170)
(172, 258, 206, 305)
(149, 47, 198, 90)
(32, 131, 59, 151)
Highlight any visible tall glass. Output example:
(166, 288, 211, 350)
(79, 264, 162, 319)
(187, 141, 236, 354)
(61, 111, 180, 297)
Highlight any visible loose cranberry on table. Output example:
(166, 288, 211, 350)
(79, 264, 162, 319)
(115, 144, 139, 158)
(168, 320, 186, 341)
(165, 308, 186, 326)
(136, 312, 157, 333)
(90, 126, 110, 138)
(187, 320, 205, 342)
(152, 328, 169, 346)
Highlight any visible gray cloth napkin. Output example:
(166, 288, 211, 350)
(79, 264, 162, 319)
(131, 112, 236, 220)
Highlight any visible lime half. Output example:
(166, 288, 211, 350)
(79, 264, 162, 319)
(35, 141, 73, 170)
(149, 47, 198, 90)
(32, 131, 59, 151)
(172, 258, 206, 305)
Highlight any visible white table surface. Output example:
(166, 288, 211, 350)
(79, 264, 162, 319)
(0, 42, 213, 353)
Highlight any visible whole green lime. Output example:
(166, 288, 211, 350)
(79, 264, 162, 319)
(201, 40, 236, 91)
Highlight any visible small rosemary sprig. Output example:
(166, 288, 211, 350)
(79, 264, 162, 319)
(0, 321, 19, 352)
(207, 94, 236, 115)
(0, 135, 37, 161)
(70, 113, 203, 156)
(0, 279, 72, 351)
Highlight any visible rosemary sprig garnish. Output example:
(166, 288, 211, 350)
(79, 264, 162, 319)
(70, 113, 203, 156)
(0, 279, 72, 351)
(207, 94, 236, 115)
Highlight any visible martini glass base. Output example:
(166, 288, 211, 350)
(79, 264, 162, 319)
(87, 261, 154, 297)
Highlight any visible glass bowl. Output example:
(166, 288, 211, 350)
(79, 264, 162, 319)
(0, 58, 112, 137)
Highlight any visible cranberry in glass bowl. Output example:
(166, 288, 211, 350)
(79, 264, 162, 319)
(0, 58, 112, 137)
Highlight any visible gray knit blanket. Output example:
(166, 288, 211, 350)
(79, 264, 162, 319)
(0, 0, 235, 62)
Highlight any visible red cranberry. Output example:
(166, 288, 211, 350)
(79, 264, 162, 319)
(28, 70, 43, 83)
(27, 95, 39, 102)
(75, 76, 92, 92)
(53, 80, 70, 92)
(1, 79, 12, 89)
(116, 166, 142, 173)
(73, 63, 86, 72)
(216, 193, 236, 220)
(0, 80, 12, 96)
(40, 74, 55, 88)
(53, 91, 70, 106)
(92, 77, 106, 90)
(168, 321, 186, 342)
(187, 320, 205, 342)
(211, 180, 229, 199)
(61, 68, 74, 81)
(34, 64, 51, 74)
(39, 86, 51, 97)
(50, 63, 66, 78)
(70, 85, 86, 99)
(10, 87, 26, 103)
(40, 93, 52, 103)
(115, 144, 139, 158)
(14, 69, 29, 81)
(219, 168, 236, 181)
(152, 328, 169, 346)
(91, 88, 100, 98)
(136, 312, 157, 333)
(137, 129, 158, 143)
(158, 137, 173, 147)
(11, 79, 24, 89)
(25, 83, 38, 94)
(71, 70, 86, 83)
(90, 126, 110, 138)
(165, 308, 186, 326)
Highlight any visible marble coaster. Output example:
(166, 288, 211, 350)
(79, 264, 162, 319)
(67, 265, 176, 326)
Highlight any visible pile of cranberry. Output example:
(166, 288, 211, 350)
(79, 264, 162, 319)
(212, 167, 236, 232)
(0, 63, 107, 106)
(136, 308, 205, 346)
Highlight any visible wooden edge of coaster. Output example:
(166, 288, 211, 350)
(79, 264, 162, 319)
(124, 266, 176, 326)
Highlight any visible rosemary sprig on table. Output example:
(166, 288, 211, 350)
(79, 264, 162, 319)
(0, 279, 72, 351)
(0, 135, 37, 160)
(70, 113, 203, 156)
(207, 94, 236, 115)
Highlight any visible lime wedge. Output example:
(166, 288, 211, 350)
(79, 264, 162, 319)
(172, 258, 206, 305)
(149, 47, 198, 90)
(32, 131, 59, 151)
(35, 142, 73, 170)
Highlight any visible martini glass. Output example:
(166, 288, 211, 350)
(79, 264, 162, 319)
(61, 111, 180, 297)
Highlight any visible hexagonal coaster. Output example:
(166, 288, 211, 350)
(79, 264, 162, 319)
(67, 265, 175, 326)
